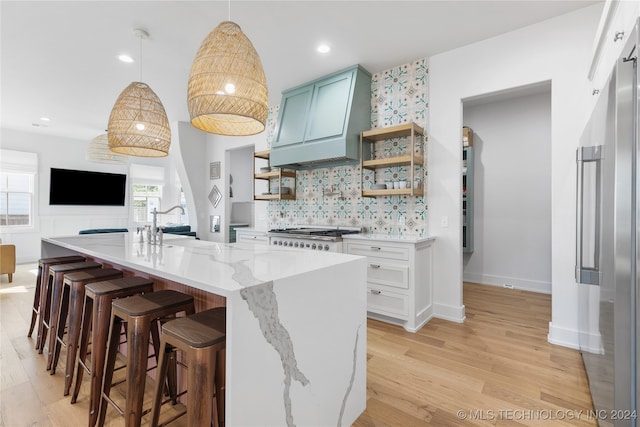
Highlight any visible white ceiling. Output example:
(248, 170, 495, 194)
(1, 0, 601, 143)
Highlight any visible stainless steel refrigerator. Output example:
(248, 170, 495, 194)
(576, 18, 639, 427)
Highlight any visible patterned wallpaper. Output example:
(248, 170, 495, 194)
(267, 58, 429, 236)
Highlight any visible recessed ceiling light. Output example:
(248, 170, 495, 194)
(118, 54, 134, 63)
(39, 117, 50, 121)
(317, 44, 330, 54)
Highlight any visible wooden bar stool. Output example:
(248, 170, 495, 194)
(41, 261, 102, 365)
(150, 307, 226, 427)
(28, 255, 85, 350)
(51, 268, 124, 393)
(71, 277, 154, 427)
(98, 290, 195, 427)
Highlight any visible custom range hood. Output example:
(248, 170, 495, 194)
(269, 65, 371, 169)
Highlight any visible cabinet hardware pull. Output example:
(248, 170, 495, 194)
(370, 289, 381, 295)
(575, 145, 603, 286)
(370, 264, 381, 269)
(370, 246, 381, 251)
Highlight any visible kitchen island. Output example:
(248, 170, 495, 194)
(42, 233, 367, 427)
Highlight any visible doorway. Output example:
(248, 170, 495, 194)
(225, 145, 255, 242)
(462, 82, 552, 294)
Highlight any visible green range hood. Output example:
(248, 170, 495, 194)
(270, 65, 371, 169)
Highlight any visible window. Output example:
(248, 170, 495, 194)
(178, 188, 189, 224)
(130, 163, 166, 224)
(132, 184, 161, 223)
(0, 172, 34, 226)
(0, 149, 37, 229)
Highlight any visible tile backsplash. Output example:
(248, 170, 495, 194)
(267, 58, 429, 236)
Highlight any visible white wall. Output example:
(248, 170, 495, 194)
(172, 122, 208, 238)
(462, 90, 552, 293)
(0, 129, 128, 262)
(429, 5, 602, 347)
(205, 131, 269, 243)
(1, 128, 190, 262)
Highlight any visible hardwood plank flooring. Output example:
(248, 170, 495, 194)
(355, 283, 596, 427)
(1, 265, 595, 426)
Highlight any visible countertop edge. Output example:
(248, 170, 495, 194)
(342, 234, 436, 244)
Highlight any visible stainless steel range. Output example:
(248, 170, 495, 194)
(268, 227, 361, 253)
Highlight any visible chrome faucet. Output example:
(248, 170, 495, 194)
(150, 205, 185, 245)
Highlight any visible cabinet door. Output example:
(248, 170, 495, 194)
(367, 261, 409, 290)
(305, 70, 354, 142)
(273, 85, 313, 147)
(346, 242, 410, 261)
(367, 288, 409, 318)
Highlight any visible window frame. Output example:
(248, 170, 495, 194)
(131, 183, 162, 224)
(0, 171, 35, 229)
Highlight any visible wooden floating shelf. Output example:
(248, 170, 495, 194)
(362, 155, 425, 169)
(254, 170, 296, 180)
(253, 194, 295, 201)
(254, 150, 270, 160)
(362, 188, 424, 197)
(361, 122, 424, 141)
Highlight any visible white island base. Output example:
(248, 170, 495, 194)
(42, 234, 367, 426)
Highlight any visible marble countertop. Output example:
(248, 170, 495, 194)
(343, 233, 436, 244)
(43, 233, 363, 297)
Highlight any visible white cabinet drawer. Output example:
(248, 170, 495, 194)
(346, 243, 410, 260)
(367, 287, 409, 317)
(236, 232, 268, 244)
(367, 262, 409, 289)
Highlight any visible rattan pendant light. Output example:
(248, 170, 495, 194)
(86, 134, 128, 164)
(187, 19, 268, 136)
(108, 29, 171, 157)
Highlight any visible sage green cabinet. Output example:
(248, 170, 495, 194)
(270, 64, 371, 168)
(304, 72, 353, 142)
(274, 86, 312, 147)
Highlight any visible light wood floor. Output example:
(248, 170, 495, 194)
(1, 264, 595, 426)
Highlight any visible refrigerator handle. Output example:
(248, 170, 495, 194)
(576, 145, 603, 285)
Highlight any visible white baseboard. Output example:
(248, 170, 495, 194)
(547, 321, 580, 349)
(433, 303, 466, 323)
(463, 272, 551, 294)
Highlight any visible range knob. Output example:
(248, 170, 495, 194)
(324, 245, 330, 251)
(277, 241, 283, 246)
(311, 243, 317, 250)
(289, 241, 294, 247)
(294, 242, 299, 248)
(317, 245, 323, 251)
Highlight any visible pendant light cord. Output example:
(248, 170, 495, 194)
(139, 33, 143, 82)
(228, 0, 231, 21)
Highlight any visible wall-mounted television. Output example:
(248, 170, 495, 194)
(49, 168, 127, 206)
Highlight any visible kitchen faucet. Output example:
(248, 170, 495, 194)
(148, 205, 185, 245)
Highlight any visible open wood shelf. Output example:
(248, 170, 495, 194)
(254, 170, 296, 180)
(254, 194, 295, 201)
(360, 122, 425, 198)
(253, 150, 296, 201)
(362, 188, 424, 197)
(361, 122, 425, 142)
(362, 155, 425, 170)
(253, 150, 270, 160)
